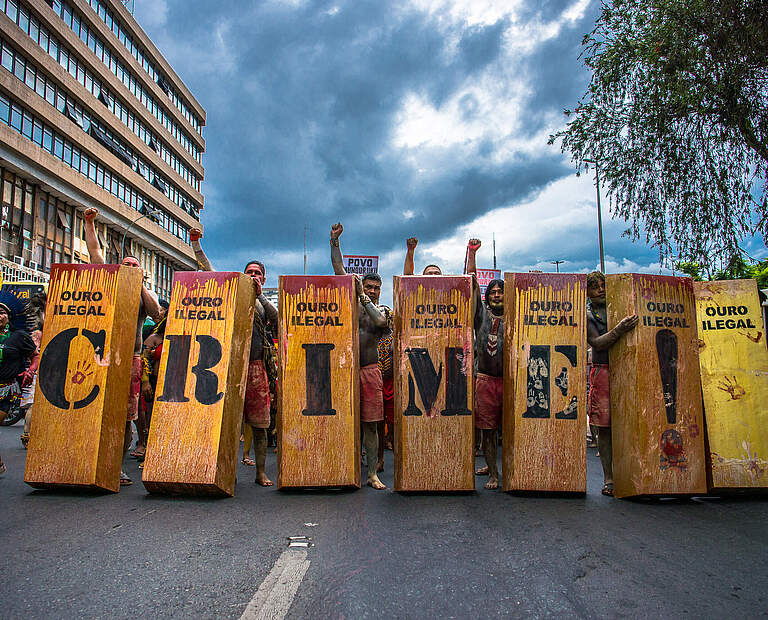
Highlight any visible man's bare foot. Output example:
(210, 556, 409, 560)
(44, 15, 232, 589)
(476, 466, 489, 476)
(367, 475, 386, 490)
(255, 473, 273, 486)
(484, 476, 499, 490)
(376, 459, 384, 473)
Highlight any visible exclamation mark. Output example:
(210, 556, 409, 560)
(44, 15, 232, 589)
(655, 329, 678, 424)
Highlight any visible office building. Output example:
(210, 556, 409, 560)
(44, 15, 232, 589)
(0, 0, 204, 298)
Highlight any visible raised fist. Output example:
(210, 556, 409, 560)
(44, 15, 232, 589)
(468, 238, 481, 252)
(84, 207, 98, 222)
(189, 227, 202, 242)
(406, 237, 418, 250)
(331, 222, 343, 239)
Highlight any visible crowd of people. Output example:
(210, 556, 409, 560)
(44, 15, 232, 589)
(0, 214, 636, 495)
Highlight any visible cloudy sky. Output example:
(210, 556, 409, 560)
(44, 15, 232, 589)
(135, 0, 677, 303)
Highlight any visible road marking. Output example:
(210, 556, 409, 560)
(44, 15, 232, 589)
(240, 549, 310, 620)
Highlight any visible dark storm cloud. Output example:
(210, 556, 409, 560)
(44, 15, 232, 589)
(137, 1, 616, 284)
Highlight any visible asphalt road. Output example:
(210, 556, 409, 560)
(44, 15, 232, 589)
(1, 424, 766, 619)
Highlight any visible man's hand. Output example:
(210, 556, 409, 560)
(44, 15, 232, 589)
(84, 207, 98, 222)
(406, 237, 418, 250)
(253, 278, 262, 297)
(20, 369, 35, 389)
(189, 227, 202, 242)
(616, 315, 639, 334)
(354, 275, 364, 297)
(468, 238, 481, 253)
(331, 222, 343, 239)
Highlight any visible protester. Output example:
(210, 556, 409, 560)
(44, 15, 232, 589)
(465, 239, 504, 489)
(586, 271, 638, 496)
(84, 207, 162, 486)
(0, 297, 36, 475)
(20, 292, 45, 449)
(330, 222, 389, 489)
(190, 227, 277, 486)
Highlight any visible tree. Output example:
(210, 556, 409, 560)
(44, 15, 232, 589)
(550, 0, 768, 271)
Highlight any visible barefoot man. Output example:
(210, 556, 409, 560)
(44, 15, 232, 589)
(465, 239, 503, 489)
(190, 228, 277, 486)
(330, 222, 388, 489)
(83, 208, 162, 486)
(403, 237, 442, 276)
(586, 271, 638, 496)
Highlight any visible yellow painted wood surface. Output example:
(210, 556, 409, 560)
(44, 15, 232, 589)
(694, 279, 768, 490)
(277, 276, 360, 488)
(607, 274, 707, 498)
(25, 264, 142, 492)
(142, 272, 256, 497)
(393, 276, 474, 491)
(502, 273, 587, 493)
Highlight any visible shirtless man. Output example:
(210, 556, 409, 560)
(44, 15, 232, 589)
(465, 239, 503, 489)
(84, 207, 162, 486)
(586, 271, 638, 496)
(190, 228, 277, 486)
(403, 237, 442, 276)
(330, 222, 388, 489)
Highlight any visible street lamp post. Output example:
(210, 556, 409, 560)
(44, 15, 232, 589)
(551, 260, 565, 273)
(121, 207, 162, 260)
(583, 158, 605, 274)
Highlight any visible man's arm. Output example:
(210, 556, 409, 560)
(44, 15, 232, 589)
(330, 222, 346, 275)
(83, 207, 105, 264)
(141, 287, 162, 322)
(260, 293, 278, 327)
(466, 238, 484, 325)
(355, 276, 388, 328)
(587, 315, 639, 351)
(189, 228, 213, 271)
(404, 237, 417, 275)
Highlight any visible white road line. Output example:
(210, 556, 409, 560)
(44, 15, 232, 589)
(240, 549, 310, 620)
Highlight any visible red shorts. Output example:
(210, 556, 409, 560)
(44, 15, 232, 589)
(127, 355, 142, 422)
(382, 376, 394, 426)
(474, 373, 502, 429)
(244, 360, 271, 428)
(588, 364, 610, 427)
(360, 363, 384, 422)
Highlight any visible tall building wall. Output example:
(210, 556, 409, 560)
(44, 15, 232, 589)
(0, 0, 205, 300)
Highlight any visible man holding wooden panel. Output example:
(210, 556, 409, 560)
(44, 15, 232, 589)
(330, 223, 389, 490)
(465, 238, 504, 490)
(190, 228, 278, 487)
(83, 208, 162, 486)
(585, 271, 638, 496)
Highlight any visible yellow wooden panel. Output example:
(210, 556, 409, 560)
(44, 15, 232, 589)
(393, 276, 474, 491)
(25, 264, 142, 492)
(607, 274, 707, 498)
(277, 276, 360, 488)
(694, 279, 768, 490)
(142, 272, 255, 497)
(502, 273, 587, 493)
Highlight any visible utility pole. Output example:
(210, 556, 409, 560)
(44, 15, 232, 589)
(303, 225, 308, 275)
(583, 159, 606, 274)
(551, 260, 565, 273)
(492, 233, 497, 270)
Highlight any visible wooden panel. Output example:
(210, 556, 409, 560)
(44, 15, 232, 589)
(393, 276, 474, 491)
(24, 264, 142, 492)
(694, 279, 768, 490)
(277, 276, 360, 488)
(502, 273, 587, 493)
(142, 272, 255, 497)
(607, 274, 707, 498)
